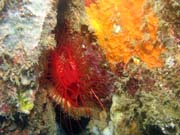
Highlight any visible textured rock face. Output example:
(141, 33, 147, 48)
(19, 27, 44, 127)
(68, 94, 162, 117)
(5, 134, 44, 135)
(0, 0, 179, 135)
(0, 0, 52, 54)
(0, 0, 6, 11)
(0, 0, 57, 134)
(56, 0, 86, 32)
(0, 0, 55, 115)
(0, 0, 20, 11)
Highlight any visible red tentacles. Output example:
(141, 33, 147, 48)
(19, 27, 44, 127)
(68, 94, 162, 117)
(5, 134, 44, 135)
(48, 31, 113, 118)
(49, 43, 83, 107)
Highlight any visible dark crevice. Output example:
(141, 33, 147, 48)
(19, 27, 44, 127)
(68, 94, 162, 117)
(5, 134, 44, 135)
(55, 105, 90, 135)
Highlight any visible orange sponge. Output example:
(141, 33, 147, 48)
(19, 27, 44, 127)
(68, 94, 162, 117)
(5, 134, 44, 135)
(86, 0, 165, 68)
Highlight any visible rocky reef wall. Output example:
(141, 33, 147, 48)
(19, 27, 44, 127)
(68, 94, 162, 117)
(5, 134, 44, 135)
(0, 0, 179, 135)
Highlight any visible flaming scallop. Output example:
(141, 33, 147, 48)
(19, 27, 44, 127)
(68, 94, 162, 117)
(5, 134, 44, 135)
(48, 33, 112, 118)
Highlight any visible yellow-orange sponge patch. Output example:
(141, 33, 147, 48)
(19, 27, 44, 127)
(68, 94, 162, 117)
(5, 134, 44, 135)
(86, 0, 165, 68)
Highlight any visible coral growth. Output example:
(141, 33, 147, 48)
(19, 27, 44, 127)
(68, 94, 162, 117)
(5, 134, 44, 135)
(48, 29, 112, 118)
(86, 0, 165, 68)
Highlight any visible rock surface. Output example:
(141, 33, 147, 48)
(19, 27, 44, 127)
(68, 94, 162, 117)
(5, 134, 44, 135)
(0, 0, 58, 134)
(0, 0, 180, 135)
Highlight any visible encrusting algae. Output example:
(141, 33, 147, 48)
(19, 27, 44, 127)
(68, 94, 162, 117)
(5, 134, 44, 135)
(86, 0, 165, 68)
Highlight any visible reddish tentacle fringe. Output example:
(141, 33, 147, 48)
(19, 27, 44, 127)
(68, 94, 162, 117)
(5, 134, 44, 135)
(48, 31, 112, 118)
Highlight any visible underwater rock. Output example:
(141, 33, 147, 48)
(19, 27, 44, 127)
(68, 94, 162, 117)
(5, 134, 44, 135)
(56, 0, 86, 32)
(0, 0, 21, 11)
(110, 64, 180, 135)
(0, 0, 58, 134)
(0, 0, 179, 134)
(152, 0, 180, 39)
(86, 110, 113, 135)
(0, 0, 6, 11)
